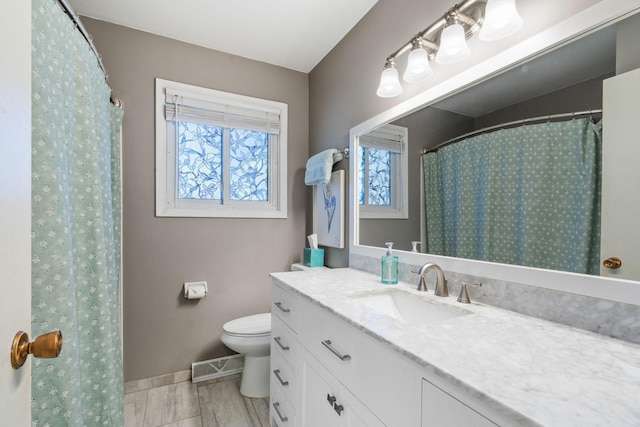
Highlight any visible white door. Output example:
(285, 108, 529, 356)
(601, 68, 640, 280)
(0, 1, 32, 425)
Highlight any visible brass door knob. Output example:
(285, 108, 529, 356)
(11, 330, 63, 369)
(603, 257, 622, 269)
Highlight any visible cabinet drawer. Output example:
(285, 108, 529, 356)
(271, 379, 296, 427)
(298, 299, 420, 426)
(271, 315, 300, 369)
(271, 350, 298, 409)
(272, 284, 298, 328)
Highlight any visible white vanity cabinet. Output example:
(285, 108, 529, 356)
(270, 282, 421, 426)
(271, 280, 506, 427)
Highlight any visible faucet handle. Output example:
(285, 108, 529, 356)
(457, 281, 482, 304)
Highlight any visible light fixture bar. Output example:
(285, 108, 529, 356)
(376, 0, 523, 97)
(385, 0, 485, 64)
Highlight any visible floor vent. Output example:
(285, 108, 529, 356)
(191, 354, 244, 383)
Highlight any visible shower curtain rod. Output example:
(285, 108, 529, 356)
(421, 109, 602, 154)
(57, 0, 122, 107)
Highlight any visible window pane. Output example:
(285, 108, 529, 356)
(229, 128, 269, 201)
(177, 121, 223, 200)
(368, 148, 391, 206)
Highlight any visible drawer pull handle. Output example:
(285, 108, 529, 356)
(274, 369, 289, 386)
(327, 393, 337, 406)
(334, 403, 344, 415)
(274, 336, 290, 351)
(272, 402, 288, 423)
(321, 339, 351, 361)
(274, 301, 291, 313)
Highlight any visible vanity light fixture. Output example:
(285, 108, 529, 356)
(376, 59, 404, 97)
(376, 0, 523, 98)
(403, 39, 434, 83)
(479, 0, 524, 41)
(435, 15, 471, 64)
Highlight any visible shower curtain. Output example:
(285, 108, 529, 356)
(423, 118, 602, 275)
(31, 0, 124, 425)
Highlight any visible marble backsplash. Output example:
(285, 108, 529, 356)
(350, 253, 640, 345)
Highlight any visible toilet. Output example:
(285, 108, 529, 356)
(220, 264, 327, 398)
(220, 312, 271, 398)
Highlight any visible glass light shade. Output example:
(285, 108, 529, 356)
(403, 47, 433, 83)
(376, 66, 403, 98)
(479, 0, 523, 41)
(435, 23, 470, 64)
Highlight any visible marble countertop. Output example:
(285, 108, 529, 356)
(270, 268, 640, 426)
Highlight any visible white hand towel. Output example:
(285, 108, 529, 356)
(305, 149, 339, 185)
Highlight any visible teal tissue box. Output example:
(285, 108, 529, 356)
(303, 248, 325, 267)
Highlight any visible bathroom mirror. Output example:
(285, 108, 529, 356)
(358, 26, 613, 266)
(350, 1, 640, 302)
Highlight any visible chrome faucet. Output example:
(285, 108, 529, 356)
(416, 263, 449, 297)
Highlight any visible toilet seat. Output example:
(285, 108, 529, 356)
(222, 313, 271, 337)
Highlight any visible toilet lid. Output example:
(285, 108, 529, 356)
(223, 313, 271, 336)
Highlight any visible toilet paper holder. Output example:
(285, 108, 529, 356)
(184, 281, 208, 299)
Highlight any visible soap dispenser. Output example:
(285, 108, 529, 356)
(381, 242, 398, 284)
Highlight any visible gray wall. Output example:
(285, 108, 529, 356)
(309, 0, 600, 267)
(475, 74, 608, 128)
(83, 18, 309, 382)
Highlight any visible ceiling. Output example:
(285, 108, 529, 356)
(67, 0, 379, 73)
(434, 25, 616, 117)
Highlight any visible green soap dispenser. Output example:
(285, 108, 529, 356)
(381, 242, 398, 284)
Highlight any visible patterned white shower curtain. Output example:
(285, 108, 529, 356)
(31, 0, 124, 425)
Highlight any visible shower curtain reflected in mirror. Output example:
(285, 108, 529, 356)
(423, 117, 602, 275)
(31, 0, 124, 425)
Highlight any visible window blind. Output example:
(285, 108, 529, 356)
(164, 88, 281, 134)
(359, 128, 404, 153)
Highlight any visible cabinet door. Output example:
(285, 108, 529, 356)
(301, 352, 385, 427)
(301, 355, 344, 427)
(422, 379, 497, 427)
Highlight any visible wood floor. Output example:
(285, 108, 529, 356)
(125, 373, 270, 427)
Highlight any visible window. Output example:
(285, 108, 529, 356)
(155, 79, 287, 218)
(358, 124, 408, 219)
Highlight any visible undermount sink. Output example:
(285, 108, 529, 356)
(350, 290, 469, 324)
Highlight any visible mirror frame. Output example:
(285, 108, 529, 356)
(349, 0, 640, 306)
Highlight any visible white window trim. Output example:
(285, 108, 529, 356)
(155, 78, 287, 218)
(358, 124, 408, 219)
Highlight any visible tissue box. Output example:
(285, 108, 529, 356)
(303, 248, 325, 267)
